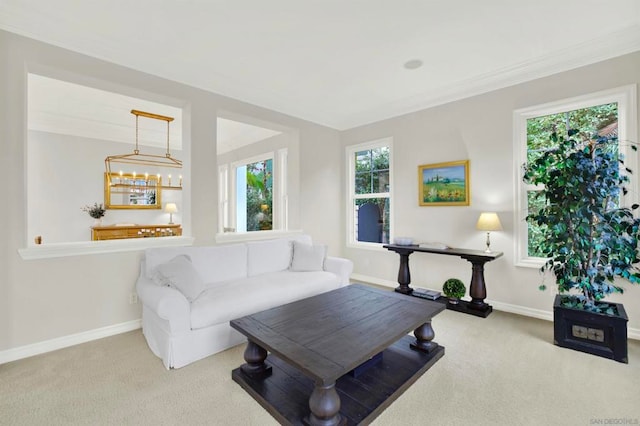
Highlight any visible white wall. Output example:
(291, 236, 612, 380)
(341, 51, 640, 332)
(298, 126, 343, 252)
(0, 30, 342, 357)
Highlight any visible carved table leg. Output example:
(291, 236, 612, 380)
(395, 250, 413, 294)
(240, 340, 272, 378)
(468, 259, 488, 310)
(307, 382, 343, 426)
(410, 321, 438, 353)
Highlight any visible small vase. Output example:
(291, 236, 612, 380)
(93, 218, 103, 227)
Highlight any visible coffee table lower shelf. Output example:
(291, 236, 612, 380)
(232, 335, 445, 425)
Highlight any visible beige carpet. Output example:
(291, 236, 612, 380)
(1, 309, 639, 426)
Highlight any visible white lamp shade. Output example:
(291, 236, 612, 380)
(476, 212, 502, 231)
(165, 203, 178, 214)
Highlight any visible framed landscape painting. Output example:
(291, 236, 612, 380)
(418, 160, 470, 206)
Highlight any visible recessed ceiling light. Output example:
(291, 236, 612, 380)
(403, 59, 423, 70)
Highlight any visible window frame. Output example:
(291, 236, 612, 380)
(346, 137, 393, 249)
(219, 149, 288, 235)
(513, 85, 637, 267)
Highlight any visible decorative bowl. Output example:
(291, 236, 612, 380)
(393, 237, 413, 246)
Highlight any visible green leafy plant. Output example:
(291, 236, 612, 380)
(442, 278, 466, 299)
(523, 130, 640, 313)
(81, 202, 106, 219)
(246, 159, 272, 231)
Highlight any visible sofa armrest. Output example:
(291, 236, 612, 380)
(136, 276, 191, 333)
(324, 256, 353, 286)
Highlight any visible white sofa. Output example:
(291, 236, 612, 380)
(136, 234, 353, 369)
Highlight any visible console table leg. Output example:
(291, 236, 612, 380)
(468, 259, 488, 310)
(241, 340, 272, 378)
(308, 382, 343, 426)
(410, 321, 438, 353)
(395, 251, 413, 294)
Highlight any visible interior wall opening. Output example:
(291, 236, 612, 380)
(216, 111, 300, 237)
(27, 73, 186, 245)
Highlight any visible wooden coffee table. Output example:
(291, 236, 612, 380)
(231, 283, 445, 425)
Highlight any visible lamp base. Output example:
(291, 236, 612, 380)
(484, 232, 492, 253)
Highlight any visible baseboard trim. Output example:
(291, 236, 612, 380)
(486, 299, 553, 322)
(351, 274, 640, 340)
(0, 319, 142, 365)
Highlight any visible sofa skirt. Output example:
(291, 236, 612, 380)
(142, 306, 247, 369)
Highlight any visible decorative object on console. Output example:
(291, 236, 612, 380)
(418, 160, 469, 206)
(411, 287, 441, 300)
(165, 203, 178, 224)
(418, 241, 449, 250)
(476, 212, 502, 253)
(82, 202, 106, 226)
(393, 237, 413, 246)
(442, 278, 466, 304)
(104, 109, 182, 192)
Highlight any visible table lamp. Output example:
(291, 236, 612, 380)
(476, 212, 502, 253)
(165, 203, 178, 224)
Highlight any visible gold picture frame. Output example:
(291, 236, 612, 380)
(418, 160, 470, 206)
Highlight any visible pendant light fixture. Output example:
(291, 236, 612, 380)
(105, 109, 182, 190)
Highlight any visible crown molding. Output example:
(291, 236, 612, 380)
(336, 24, 640, 130)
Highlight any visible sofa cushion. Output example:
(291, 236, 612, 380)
(190, 271, 341, 330)
(145, 244, 248, 284)
(196, 244, 249, 285)
(154, 255, 206, 302)
(290, 241, 327, 272)
(247, 238, 292, 276)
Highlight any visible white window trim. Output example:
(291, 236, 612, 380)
(275, 148, 288, 231)
(513, 84, 637, 268)
(346, 137, 393, 249)
(219, 149, 287, 236)
(218, 164, 229, 233)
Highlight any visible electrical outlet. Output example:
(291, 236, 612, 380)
(129, 293, 138, 304)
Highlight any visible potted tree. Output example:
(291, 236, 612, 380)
(442, 278, 466, 305)
(523, 130, 640, 363)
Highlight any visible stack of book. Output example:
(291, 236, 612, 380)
(411, 288, 441, 300)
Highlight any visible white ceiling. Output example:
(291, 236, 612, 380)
(217, 118, 282, 155)
(28, 74, 184, 149)
(4, 1, 640, 130)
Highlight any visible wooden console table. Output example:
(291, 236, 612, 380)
(91, 224, 182, 241)
(383, 244, 503, 317)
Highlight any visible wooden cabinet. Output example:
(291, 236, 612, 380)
(91, 224, 182, 241)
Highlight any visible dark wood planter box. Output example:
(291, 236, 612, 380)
(553, 295, 628, 363)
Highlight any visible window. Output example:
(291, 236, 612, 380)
(237, 157, 273, 232)
(514, 85, 637, 266)
(347, 138, 393, 247)
(220, 149, 287, 234)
